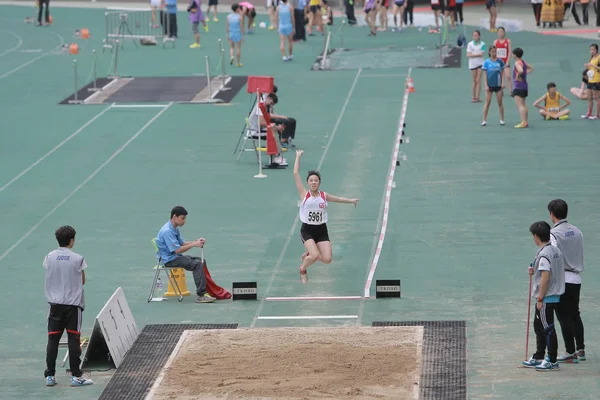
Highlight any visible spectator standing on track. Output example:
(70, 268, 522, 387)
(481, 46, 505, 126)
(156, 206, 216, 303)
(207, 0, 219, 21)
(511, 47, 533, 128)
(493, 27, 512, 95)
(582, 43, 600, 119)
(293, 0, 307, 41)
(466, 30, 485, 103)
(454, 0, 464, 25)
(37, 0, 50, 26)
(227, 4, 245, 67)
(276, 0, 295, 61)
(522, 221, 564, 372)
(531, 0, 543, 27)
(43, 226, 94, 387)
(403, 0, 413, 26)
(163, 0, 179, 38)
(188, 0, 208, 48)
(548, 199, 587, 363)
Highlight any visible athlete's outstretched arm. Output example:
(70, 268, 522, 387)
(293, 150, 307, 200)
(325, 193, 359, 207)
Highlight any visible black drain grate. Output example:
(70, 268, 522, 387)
(372, 321, 466, 400)
(98, 323, 238, 400)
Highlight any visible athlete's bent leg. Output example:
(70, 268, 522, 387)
(316, 241, 332, 264)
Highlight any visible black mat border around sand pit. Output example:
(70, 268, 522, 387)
(98, 324, 239, 400)
(59, 76, 247, 105)
(58, 77, 115, 105)
(372, 320, 467, 400)
(99, 321, 465, 400)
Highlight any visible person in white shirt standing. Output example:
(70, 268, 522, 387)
(43, 226, 93, 387)
(466, 30, 485, 103)
(548, 199, 587, 363)
(293, 150, 359, 283)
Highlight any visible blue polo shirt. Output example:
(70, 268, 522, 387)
(156, 221, 184, 263)
(165, 0, 177, 14)
(295, 0, 306, 10)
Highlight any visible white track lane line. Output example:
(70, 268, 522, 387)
(0, 104, 115, 195)
(249, 68, 362, 328)
(0, 30, 64, 80)
(0, 102, 173, 263)
(0, 31, 23, 57)
(363, 68, 412, 299)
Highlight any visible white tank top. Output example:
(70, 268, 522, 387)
(299, 191, 328, 225)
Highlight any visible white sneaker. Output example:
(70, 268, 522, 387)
(273, 156, 288, 166)
(581, 114, 591, 119)
(283, 56, 289, 62)
(481, 121, 486, 126)
(71, 375, 94, 386)
(500, 120, 505, 125)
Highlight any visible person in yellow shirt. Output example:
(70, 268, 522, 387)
(582, 43, 600, 120)
(533, 82, 571, 120)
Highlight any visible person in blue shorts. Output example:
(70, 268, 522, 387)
(276, 0, 295, 62)
(481, 45, 505, 126)
(226, 4, 245, 67)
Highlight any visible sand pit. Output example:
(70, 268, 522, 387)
(148, 326, 423, 400)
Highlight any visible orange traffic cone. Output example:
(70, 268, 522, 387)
(406, 77, 415, 93)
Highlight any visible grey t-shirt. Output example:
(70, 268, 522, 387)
(44, 247, 87, 309)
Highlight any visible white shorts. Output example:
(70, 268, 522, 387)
(150, 0, 162, 8)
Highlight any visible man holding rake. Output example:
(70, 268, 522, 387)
(523, 221, 565, 372)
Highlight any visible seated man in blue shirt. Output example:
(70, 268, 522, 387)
(156, 206, 216, 303)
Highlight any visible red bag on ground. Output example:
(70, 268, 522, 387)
(203, 260, 232, 300)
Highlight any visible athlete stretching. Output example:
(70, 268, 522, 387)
(293, 150, 359, 283)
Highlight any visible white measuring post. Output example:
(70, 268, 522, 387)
(254, 89, 267, 179)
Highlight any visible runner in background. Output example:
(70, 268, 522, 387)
(392, 0, 406, 32)
(430, 0, 443, 32)
(444, 0, 456, 31)
(378, 0, 389, 31)
(493, 27, 512, 95)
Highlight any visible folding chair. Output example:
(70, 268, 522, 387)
(147, 238, 184, 302)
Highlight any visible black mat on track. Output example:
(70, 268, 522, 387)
(105, 76, 208, 103)
(59, 77, 114, 105)
(372, 321, 466, 400)
(98, 323, 238, 400)
(213, 75, 247, 103)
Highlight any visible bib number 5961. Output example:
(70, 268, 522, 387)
(308, 211, 322, 222)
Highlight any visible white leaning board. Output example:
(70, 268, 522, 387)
(82, 287, 139, 369)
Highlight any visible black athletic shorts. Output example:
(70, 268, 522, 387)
(587, 82, 600, 91)
(488, 86, 501, 92)
(310, 5, 320, 13)
(512, 89, 528, 98)
(301, 223, 330, 243)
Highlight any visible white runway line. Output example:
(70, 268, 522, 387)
(257, 315, 359, 320)
(0, 30, 64, 80)
(0, 103, 173, 263)
(363, 67, 413, 299)
(250, 68, 363, 328)
(0, 31, 23, 57)
(265, 296, 362, 301)
(0, 104, 115, 195)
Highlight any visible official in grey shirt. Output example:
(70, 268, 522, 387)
(548, 199, 586, 363)
(43, 226, 93, 387)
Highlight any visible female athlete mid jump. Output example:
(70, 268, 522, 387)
(293, 150, 359, 284)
